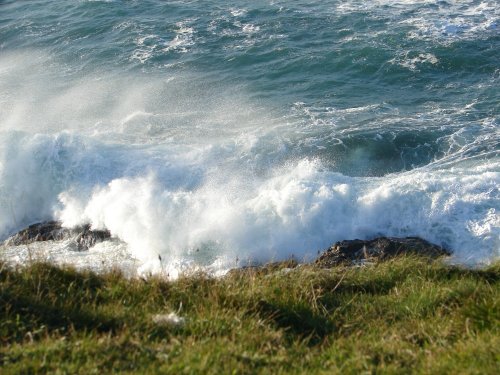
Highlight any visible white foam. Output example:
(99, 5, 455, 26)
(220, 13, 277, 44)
(242, 24, 260, 34)
(400, 1, 498, 44)
(130, 20, 196, 63)
(389, 52, 439, 71)
(50, 159, 499, 276)
(332, 1, 499, 46)
(230, 8, 247, 17)
(163, 21, 195, 53)
(0, 239, 139, 276)
(0, 51, 498, 277)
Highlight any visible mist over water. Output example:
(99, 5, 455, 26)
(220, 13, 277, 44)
(0, 0, 498, 275)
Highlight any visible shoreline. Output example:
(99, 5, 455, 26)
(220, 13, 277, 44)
(2, 221, 454, 276)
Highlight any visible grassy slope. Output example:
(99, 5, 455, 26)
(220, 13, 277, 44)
(0, 257, 498, 374)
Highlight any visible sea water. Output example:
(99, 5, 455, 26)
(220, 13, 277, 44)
(0, 0, 498, 276)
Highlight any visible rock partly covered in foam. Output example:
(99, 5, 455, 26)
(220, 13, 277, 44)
(315, 237, 450, 268)
(5, 222, 450, 268)
(4, 221, 111, 251)
(228, 237, 450, 276)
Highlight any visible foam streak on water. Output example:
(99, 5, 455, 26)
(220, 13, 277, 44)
(0, 0, 498, 276)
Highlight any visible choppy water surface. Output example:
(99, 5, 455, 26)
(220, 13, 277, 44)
(0, 0, 498, 276)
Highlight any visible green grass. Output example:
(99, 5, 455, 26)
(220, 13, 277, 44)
(0, 256, 499, 374)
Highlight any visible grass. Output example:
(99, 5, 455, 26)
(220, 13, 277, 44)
(0, 256, 499, 374)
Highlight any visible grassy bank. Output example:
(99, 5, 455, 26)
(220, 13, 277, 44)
(1, 256, 498, 374)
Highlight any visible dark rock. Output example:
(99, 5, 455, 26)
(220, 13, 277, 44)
(315, 237, 450, 268)
(5, 221, 69, 245)
(5, 221, 111, 251)
(74, 224, 111, 250)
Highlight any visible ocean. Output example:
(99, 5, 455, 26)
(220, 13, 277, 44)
(0, 0, 498, 276)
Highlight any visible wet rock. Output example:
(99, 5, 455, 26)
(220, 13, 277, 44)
(4, 221, 111, 251)
(74, 224, 112, 250)
(5, 221, 69, 245)
(315, 237, 450, 268)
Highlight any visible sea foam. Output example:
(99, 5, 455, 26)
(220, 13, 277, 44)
(0, 45, 498, 277)
(51, 158, 498, 275)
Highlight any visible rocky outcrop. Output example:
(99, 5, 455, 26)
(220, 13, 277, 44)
(5, 222, 450, 268)
(315, 237, 450, 268)
(4, 221, 111, 251)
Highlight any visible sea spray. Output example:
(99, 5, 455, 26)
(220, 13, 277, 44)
(0, 0, 498, 276)
(51, 159, 499, 274)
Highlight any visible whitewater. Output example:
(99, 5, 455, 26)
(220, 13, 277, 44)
(0, 0, 498, 276)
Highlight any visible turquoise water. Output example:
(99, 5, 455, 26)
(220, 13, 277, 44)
(0, 0, 498, 275)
